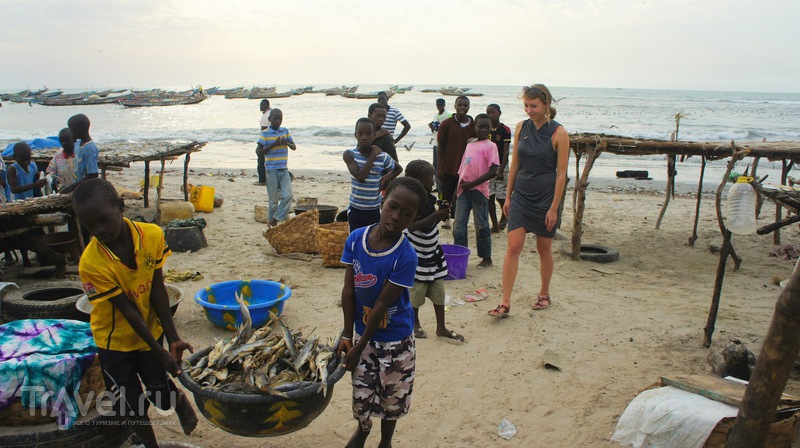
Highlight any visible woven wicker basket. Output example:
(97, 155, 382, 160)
(317, 222, 350, 268)
(262, 209, 320, 254)
(0, 355, 106, 427)
(638, 382, 799, 448)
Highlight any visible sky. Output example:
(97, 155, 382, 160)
(1, 0, 798, 93)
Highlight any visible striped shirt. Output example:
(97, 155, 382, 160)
(347, 148, 396, 210)
(405, 194, 448, 281)
(381, 106, 406, 135)
(258, 126, 294, 170)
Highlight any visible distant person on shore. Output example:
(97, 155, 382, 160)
(7, 142, 45, 200)
(403, 160, 464, 342)
(453, 114, 499, 270)
(255, 99, 271, 186)
(47, 128, 77, 192)
(256, 108, 296, 227)
(429, 98, 450, 194)
(0, 158, 11, 204)
(60, 113, 98, 194)
(337, 177, 428, 448)
(72, 178, 198, 445)
(377, 91, 411, 144)
(490, 84, 569, 318)
(487, 104, 512, 232)
(343, 118, 402, 233)
(436, 96, 476, 227)
(368, 103, 399, 163)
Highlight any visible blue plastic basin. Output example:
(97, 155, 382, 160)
(194, 280, 291, 330)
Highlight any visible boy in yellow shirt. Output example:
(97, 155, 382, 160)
(73, 178, 196, 447)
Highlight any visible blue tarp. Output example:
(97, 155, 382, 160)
(2, 137, 61, 157)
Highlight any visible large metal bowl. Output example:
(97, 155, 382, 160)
(75, 284, 183, 316)
(177, 346, 346, 437)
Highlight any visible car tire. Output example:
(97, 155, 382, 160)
(1, 282, 87, 322)
(561, 244, 620, 263)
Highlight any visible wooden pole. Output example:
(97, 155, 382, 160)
(143, 161, 151, 208)
(655, 155, 676, 229)
(752, 157, 765, 217)
(183, 152, 191, 202)
(726, 261, 800, 447)
(572, 151, 582, 213)
(775, 160, 794, 245)
(571, 146, 600, 261)
(703, 229, 732, 348)
(156, 159, 166, 222)
(688, 156, 706, 247)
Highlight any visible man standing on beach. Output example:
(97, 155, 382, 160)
(437, 96, 475, 221)
(377, 91, 411, 144)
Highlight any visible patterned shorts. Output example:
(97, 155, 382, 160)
(489, 165, 510, 199)
(351, 334, 416, 432)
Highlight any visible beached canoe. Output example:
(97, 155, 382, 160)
(40, 94, 131, 106)
(118, 95, 208, 107)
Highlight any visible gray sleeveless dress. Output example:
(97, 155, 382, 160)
(507, 119, 562, 238)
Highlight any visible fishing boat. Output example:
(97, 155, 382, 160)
(438, 86, 482, 97)
(118, 94, 208, 107)
(341, 90, 395, 100)
(324, 85, 358, 96)
(0, 89, 30, 101)
(420, 88, 439, 93)
(214, 87, 243, 96)
(247, 86, 278, 99)
(40, 93, 131, 106)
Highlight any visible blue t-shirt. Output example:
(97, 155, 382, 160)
(341, 225, 417, 342)
(347, 148, 396, 211)
(258, 127, 294, 170)
(11, 162, 41, 200)
(75, 140, 99, 181)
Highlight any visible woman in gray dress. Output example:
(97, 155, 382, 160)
(489, 84, 570, 318)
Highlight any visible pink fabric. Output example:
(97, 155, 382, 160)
(457, 139, 500, 199)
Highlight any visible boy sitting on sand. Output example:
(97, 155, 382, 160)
(73, 178, 197, 447)
(256, 108, 296, 227)
(7, 142, 45, 200)
(338, 177, 429, 448)
(343, 118, 403, 232)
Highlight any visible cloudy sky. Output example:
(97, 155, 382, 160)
(1, 0, 797, 92)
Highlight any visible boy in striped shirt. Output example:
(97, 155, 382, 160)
(256, 108, 296, 227)
(343, 118, 403, 232)
(403, 160, 464, 342)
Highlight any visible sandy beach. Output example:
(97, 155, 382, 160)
(6, 163, 799, 447)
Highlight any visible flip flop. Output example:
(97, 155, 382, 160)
(439, 330, 465, 343)
(414, 327, 428, 338)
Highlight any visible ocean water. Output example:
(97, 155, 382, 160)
(2, 85, 799, 188)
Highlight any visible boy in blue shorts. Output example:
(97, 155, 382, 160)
(338, 177, 429, 448)
(256, 108, 296, 227)
(73, 178, 197, 447)
(343, 118, 403, 232)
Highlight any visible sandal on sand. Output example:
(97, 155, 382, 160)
(488, 304, 510, 318)
(414, 327, 428, 338)
(532, 295, 551, 310)
(439, 330, 465, 343)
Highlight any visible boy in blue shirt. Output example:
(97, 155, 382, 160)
(256, 108, 296, 227)
(61, 113, 98, 194)
(7, 143, 45, 200)
(343, 118, 403, 233)
(338, 177, 429, 448)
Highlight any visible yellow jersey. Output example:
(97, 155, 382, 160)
(79, 218, 171, 351)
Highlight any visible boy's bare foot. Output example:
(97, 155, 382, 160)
(490, 226, 500, 233)
(268, 218, 278, 227)
(345, 426, 369, 448)
(413, 326, 427, 338)
(476, 258, 493, 269)
(175, 390, 198, 436)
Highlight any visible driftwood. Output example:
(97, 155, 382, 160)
(727, 260, 800, 447)
(0, 194, 72, 217)
(25, 212, 70, 227)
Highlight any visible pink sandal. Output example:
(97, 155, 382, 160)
(532, 296, 551, 310)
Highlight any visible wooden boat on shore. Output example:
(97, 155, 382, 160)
(341, 90, 395, 100)
(324, 85, 358, 96)
(438, 86, 482, 97)
(420, 88, 439, 93)
(247, 86, 279, 99)
(118, 94, 208, 107)
(0, 89, 30, 101)
(40, 93, 131, 106)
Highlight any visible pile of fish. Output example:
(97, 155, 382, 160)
(189, 292, 341, 397)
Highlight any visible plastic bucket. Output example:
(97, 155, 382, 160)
(441, 244, 470, 280)
(194, 280, 292, 330)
